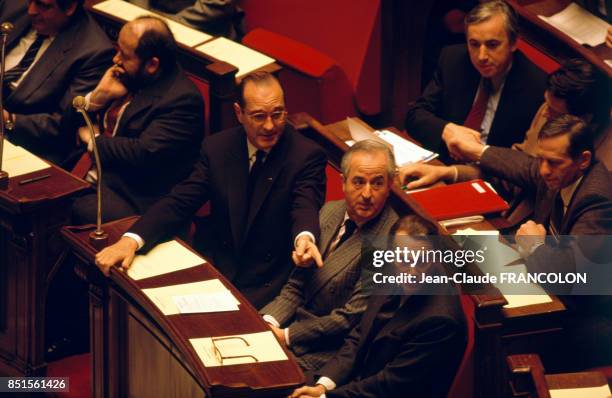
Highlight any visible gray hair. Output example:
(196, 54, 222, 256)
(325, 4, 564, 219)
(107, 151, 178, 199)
(341, 139, 396, 180)
(464, 0, 519, 44)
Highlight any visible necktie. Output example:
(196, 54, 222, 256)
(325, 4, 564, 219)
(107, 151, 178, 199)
(463, 79, 492, 131)
(549, 193, 564, 237)
(4, 34, 45, 88)
(326, 219, 358, 256)
(71, 95, 132, 178)
(247, 150, 266, 200)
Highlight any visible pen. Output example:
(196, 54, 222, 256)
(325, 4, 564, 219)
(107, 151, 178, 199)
(18, 174, 51, 185)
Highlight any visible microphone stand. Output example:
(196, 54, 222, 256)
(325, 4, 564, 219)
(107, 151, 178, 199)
(0, 22, 14, 190)
(73, 96, 108, 249)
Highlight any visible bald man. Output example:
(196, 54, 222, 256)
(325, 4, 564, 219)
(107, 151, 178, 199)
(68, 16, 205, 224)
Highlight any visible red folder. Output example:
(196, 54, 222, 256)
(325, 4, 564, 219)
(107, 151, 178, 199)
(407, 179, 509, 220)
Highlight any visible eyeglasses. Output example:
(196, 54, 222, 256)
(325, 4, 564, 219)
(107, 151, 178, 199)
(246, 110, 287, 125)
(211, 336, 258, 365)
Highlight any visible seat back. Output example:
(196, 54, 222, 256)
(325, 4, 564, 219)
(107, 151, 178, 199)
(517, 38, 560, 74)
(325, 163, 344, 203)
(187, 73, 211, 135)
(447, 294, 475, 398)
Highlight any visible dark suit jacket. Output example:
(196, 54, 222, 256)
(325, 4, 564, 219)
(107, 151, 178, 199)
(405, 44, 546, 159)
(261, 201, 398, 370)
(2, 3, 114, 164)
(130, 125, 327, 308)
(317, 286, 465, 398)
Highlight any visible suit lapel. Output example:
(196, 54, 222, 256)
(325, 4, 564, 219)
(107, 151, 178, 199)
(6, 15, 30, 51)
(319, 201, 347, 258)
(226, 132, 249, 248)
(114, 90, 155, 136)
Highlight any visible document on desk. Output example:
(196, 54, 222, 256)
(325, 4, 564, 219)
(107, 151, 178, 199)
(2, 141, 51, 177)
(550, 384, 611, 398)
(128, 240, 204, 281)
(173, 291, 239, 314)
(93, 0, 212, 47)
(538, 3, 608, 46)
(190, 331, 288, 367)
(196, 37, 275, 78)
(143, 279, 239, 315)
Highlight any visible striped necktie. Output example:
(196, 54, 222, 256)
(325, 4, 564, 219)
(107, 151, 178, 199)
(464, 78, 492, 131)
(4, 34, 45, 88)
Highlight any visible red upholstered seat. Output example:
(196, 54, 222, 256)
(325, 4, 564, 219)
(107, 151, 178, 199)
(45, 353, 91, 398)
(517, 38, 560, 74)
(447, 294, 475, 398)
(325, 164, 344, 203)
(186, 73, 211, 136)
(240, 0, 382, 123)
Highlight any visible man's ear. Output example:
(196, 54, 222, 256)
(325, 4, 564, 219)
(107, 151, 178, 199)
(234, 102, 243, 124)
(65, 1, 79, 17)
(578, 150, 592, 171)
(145, 57, 160, 75)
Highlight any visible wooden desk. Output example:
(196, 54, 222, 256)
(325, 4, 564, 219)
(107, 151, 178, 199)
(509, 0, 612, 78)
(61, 217, 304, 398)
(289, 112, 568, 398)
(0, 163, 89, 377)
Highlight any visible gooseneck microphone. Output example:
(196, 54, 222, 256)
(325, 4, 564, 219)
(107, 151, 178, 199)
(73, 95, 109, 248)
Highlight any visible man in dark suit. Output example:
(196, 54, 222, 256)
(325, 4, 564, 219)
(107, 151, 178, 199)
(261, 140, 398, 371)
(1, 0, 114, 164)
(69, 15, 205, 224)
(290, 215, 465, 398)
(95, 71, 327, 308)
(405, 0, 546, 162)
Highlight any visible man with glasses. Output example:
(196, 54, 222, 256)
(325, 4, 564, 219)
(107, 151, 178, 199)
(0, 0, 113, 164)
(96, 71, 327, 308)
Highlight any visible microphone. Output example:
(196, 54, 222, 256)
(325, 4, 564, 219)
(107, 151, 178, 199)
(0, 22, 15, 189)
(73, 95, 109, 248)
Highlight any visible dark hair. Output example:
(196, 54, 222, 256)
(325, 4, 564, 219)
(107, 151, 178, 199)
(388, 215, 440, 248)
(133, 16, 177, 75)
(538, 114, 594, 159)
(464, 0, 519, 44)
(547, 59, 610, 126)
(56, 0, 84, 11)
(236, 71, 281, 107)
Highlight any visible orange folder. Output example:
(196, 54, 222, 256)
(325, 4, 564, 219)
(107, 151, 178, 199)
(407, 179, 509, 221)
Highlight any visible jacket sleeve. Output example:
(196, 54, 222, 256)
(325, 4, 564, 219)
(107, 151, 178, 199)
(479, 146, 541, 193)
(260, 267, 310, 325)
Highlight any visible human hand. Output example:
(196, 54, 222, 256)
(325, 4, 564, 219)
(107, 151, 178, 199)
(91, 65, 129, 107)
(269, 324, 287, 346)
(289, 384, 326, 398)
(515, 220, 546, 253)
(442, 123, 483, 161)
(293, 235, 323, 268)
(77, 124, 100, 146)
(606, 25, 612, 48)
(95, 236, 138, 276)
(399, 163, 455, 189)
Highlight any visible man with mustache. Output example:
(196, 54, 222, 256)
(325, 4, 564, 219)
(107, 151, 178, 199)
(69, 15, 205, 224)
(405, 0, 546, 162)
(0, 0, 113, 164)
(95, 71, 327, 309)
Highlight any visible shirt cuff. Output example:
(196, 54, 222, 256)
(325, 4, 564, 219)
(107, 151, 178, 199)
(476, 145, 490, 164)
(284, 327, 291, 346)
(123, 232, 144, 250)
(451, 166, 459, 183)
(294, 231, 316, 248)
(317, 377, 336, 391)
(262, 314, 280, 327)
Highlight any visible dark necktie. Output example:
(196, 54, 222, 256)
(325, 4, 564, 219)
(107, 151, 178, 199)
(464, 79, 492, 131)
(4, 34, 45, 88)
(247, 150, 266, 200)
(549, 193, 564, 237)
(336, 219, 358, 249)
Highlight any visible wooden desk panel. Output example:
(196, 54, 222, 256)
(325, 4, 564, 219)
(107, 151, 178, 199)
(62, 218, 304, 398)
(0, 163, 89, 377)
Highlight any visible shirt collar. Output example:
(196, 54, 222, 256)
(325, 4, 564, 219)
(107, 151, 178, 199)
(246, 139, 269, 162)
(560, 176, 583, 210)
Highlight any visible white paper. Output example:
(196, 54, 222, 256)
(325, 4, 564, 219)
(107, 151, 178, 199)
(375, 130, 438, 165)
(173, 291, 239, 314)
(550, 384, 611, 398)
(2, 140, 51, 177)
(538, 3, 609, 46)
(143, 279, 238, 315)
(452, 227, 498, 235)
(128, 240, 204, 281)
(190, 331, 288, 367)
(196, 37, 275, 78)
(93, 0, 212, 47)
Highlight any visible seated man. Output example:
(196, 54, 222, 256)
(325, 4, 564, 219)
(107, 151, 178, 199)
(95, 71, 327, 308)
(290, 215, 466, 398)
(261, 140, 398, 371)
(405, 0, 546, 162)
(69, 16, 205, 224)
(400, 58, 609, 190)
(1, 0, 114, 164)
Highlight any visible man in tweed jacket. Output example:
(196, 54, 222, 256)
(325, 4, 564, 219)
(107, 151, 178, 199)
(261, 140, 398, 371)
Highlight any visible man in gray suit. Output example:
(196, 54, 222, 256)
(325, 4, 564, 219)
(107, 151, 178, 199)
(261, 139, 398, 371)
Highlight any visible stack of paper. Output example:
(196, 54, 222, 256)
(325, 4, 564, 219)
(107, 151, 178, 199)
(143, 279, 239, 315)
(538, 3, 609, 46)
(374, 130, 438, 164)
(93, 0, 212, 47)
(550, 384, 611, 398)
(190, 331, 288, 367)
(128, 240, 204, 280)
(2, 140, 50, 177)
(196, 37, 275, 78)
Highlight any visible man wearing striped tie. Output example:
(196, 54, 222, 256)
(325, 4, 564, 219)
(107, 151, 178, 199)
(0, 0, 114, 164)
